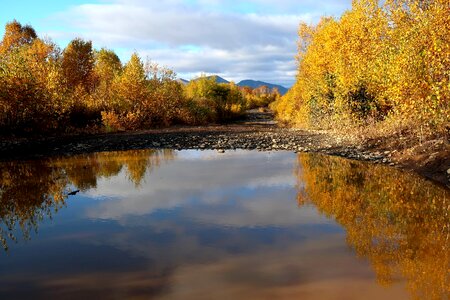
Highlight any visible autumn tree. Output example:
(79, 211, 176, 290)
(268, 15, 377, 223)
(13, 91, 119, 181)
(145, 60, 185, 126)
(0, 21, 65, 133)
(0, 20, 37, 54)
(94, 48, 122, 84)
(271, 0, 449, 138)
(0, 19, 217, 133)
(61, 38, 94, 91)
(92, 48, 122, 109)
(185, 76, 246, 122)
(101, 53, 149, 129)
(114, 52, 147, 110)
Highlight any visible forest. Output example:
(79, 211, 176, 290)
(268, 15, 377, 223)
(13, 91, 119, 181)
(0, 20, 280, 135)
(1, 0, 448, 141)
(271, 0, 449, 141)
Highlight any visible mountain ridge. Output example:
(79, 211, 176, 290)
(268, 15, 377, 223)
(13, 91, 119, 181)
(237, 79, 288, 95)
(179, 76, 288, 95)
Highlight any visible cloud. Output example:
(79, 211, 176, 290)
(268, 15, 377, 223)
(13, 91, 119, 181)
(84, 150, 313, 226)
(138, 45, 298, 85)
(48, 0, 351, 86)
(1, 234, 409, 300)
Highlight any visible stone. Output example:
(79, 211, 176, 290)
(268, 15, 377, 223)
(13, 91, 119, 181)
(218, 149, 225, 153)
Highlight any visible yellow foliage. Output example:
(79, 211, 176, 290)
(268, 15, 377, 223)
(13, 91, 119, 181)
(272, 0, 449, 137)
(0, 21, 215, 134)
(185, 76, 246, 122)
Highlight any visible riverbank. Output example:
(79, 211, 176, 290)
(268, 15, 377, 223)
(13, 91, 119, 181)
(0, 110, 449, 188)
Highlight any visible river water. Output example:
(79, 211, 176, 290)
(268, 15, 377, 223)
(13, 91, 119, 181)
(0, 150, 448, 299)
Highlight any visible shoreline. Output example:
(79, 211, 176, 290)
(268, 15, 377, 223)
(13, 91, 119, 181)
(1, 121, 449, 189)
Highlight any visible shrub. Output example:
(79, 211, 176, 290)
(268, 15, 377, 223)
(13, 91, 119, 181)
(272, 0, 449, 138)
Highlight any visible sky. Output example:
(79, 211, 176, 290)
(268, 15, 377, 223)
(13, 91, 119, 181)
(0, 0, 351, 87)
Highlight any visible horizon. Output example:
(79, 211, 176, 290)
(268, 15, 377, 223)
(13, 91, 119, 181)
(1, 0, 351, 87)
(178, 75, 289, 89)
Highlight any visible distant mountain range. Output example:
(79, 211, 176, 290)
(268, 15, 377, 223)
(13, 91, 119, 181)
(237, 79, 288, 95)
(176, 78, 189, 85)
(178, 75, 288, 95)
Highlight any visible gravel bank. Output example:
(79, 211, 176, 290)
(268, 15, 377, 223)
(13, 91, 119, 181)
(0, 110, 448, 188)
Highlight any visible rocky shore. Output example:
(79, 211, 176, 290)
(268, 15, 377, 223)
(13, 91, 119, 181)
(1, 110, 449, 188)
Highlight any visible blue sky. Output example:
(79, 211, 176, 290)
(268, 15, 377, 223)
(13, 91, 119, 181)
(1, 0, 351, 87)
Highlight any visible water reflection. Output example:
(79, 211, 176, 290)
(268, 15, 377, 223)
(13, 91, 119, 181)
(296, 153, 450, 299)
(0, 150, 174, 250)
(0, 150, 448, 299)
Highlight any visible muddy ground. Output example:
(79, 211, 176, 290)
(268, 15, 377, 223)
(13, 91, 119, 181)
(1, 109, 449, 188)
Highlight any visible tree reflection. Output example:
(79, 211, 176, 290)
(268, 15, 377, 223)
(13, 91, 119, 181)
(296, 153, 450, 300)
(0, 149, 174, 250)
(0, 161, 69, 250)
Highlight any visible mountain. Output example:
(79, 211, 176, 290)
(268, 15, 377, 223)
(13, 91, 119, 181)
(179, 76, 289, 95)
(192, 75, 230, 84)
(209, 75, 230, 84)
(176, 78, 189, 85)
(237, 80, 288, 95)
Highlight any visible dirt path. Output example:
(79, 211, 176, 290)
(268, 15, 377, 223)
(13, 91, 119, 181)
(1, 109, 449, 188)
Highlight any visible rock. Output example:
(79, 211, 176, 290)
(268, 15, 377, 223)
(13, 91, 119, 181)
(218, 149, 225, 153)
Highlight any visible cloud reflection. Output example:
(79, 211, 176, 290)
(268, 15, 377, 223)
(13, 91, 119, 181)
(85, 150, 329, 228)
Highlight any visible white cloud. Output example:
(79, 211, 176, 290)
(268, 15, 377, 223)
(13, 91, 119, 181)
(48, 0, 351, 86)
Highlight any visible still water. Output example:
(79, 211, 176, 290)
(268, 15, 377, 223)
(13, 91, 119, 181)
(0, 150, 448, 299)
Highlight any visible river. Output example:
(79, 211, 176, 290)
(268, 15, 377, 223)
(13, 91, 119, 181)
(0, 150, 448, 299)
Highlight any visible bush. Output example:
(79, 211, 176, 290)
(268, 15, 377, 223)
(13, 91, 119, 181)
(272, 0, 449, 138)
(185, 76, 246, 122)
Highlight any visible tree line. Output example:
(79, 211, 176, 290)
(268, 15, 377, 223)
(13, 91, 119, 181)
(271, 0, 449, 139)
(0, 20, 280, 135)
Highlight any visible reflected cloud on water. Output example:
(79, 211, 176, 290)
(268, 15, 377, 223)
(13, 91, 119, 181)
(0, 150, 448, 299)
